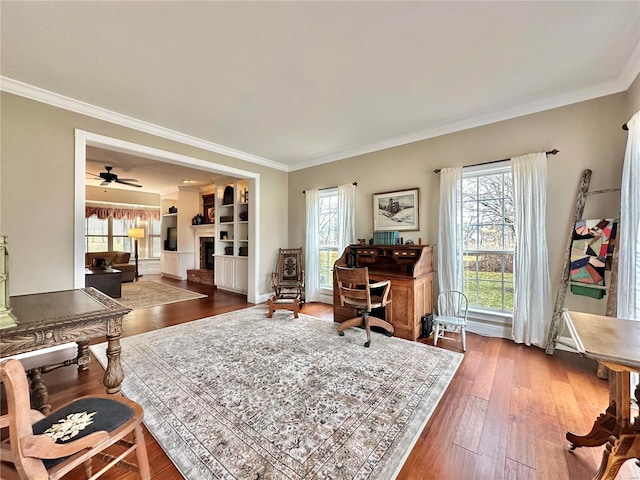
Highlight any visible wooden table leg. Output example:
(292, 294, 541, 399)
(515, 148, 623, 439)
(76, 340, 91, 371)
(569, 368, 640, 480)
(28, 367, 51, 415)
(103, 316, 124, 394)
(567, 407, 618, 449)
(592, 431, 640, 480)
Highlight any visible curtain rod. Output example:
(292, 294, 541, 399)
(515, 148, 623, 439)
(623, 123, 628, 131)
(433, 149, 559, 174)
(303, 181, 357, 194)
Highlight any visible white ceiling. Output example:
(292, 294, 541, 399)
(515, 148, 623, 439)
(85, 147, 234, 194)
(2, 1, 639, 180)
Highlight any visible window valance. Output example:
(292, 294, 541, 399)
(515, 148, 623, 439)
(85, 204, 160, 221)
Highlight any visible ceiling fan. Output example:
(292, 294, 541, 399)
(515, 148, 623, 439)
(88, 166, 142, 188)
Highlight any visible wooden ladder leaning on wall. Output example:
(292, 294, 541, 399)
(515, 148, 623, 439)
(545, 169, 621, 357)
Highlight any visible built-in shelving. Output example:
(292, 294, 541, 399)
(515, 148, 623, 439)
(213, 178, 250, 293)
(159, 188, 198, 279)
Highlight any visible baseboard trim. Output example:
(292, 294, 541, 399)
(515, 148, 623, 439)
(466, 318, 512, 339)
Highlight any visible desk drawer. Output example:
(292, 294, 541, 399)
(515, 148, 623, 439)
(393, 250, 417, 258)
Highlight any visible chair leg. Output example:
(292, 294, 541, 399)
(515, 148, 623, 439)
(363, 313, 371, 348)
(433, 323, 440, 346)
(337, 316, 365, 335)
(367, 316, 394, 336)
(134, 425, 151, 480)
(461, 327, 466, 352)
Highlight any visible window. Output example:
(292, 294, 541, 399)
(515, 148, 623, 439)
(86, 216, 109, 252)
(318, 188, 339, 289)
(148, 218, 161, 258)
(461, 164, 514, 312)
(85, 217, 134, 253)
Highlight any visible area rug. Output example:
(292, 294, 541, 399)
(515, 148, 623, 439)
(91, 306, 463, 479)
(117, 280, 206, 309)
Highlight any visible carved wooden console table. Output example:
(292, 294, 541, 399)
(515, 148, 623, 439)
(563, 310, 640, 480)
(1, 287, 131, 413)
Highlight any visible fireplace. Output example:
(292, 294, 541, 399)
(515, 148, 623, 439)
(200, 237, 214, 270)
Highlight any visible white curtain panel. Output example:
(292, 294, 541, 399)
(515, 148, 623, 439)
(512, 153, 552, 347)
(305, 188, 321, 302)
(616, 110, 640, 397)
(617, 110, 640, 321)
(437, 167, 463, 293)
(337, 183, 356, 255)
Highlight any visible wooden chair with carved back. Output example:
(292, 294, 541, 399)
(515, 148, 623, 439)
(0, 359, 150, 480)
(271, 247, 305, 304)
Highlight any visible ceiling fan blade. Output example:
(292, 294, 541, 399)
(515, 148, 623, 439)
(115, 179, 142, 188)
(116, 177, 139, 182)
(87, 172, 102, 178)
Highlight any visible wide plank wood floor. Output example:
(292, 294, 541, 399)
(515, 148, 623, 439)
(2, 275, 639, 479)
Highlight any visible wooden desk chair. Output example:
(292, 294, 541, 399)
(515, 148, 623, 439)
(335, 266, 394, 347)
(0, 359, 150, 480)
(433, 290, 469, 352)
(271, 247, 305, 305)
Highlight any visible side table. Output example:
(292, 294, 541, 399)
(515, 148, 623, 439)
(85, 268, 122, 298)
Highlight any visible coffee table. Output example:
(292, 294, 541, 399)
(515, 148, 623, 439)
(85, 268, 122, 298)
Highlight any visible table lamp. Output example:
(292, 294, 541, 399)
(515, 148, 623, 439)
(128, 228, 145, 279)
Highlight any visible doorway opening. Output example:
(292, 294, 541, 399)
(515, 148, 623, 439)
(74, 129, 260, 303)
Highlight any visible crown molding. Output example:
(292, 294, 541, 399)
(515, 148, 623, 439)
(3, 66, 637, 175)
(0, 76, 289, 172)
(619, 39, 640, 89)
(288, 72, 636, 171)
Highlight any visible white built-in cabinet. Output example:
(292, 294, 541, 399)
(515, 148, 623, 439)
(214, 256, 248, 293)
(213, 178, 249, 294)
(159, 187, 198, 280)
(159, 181, 249, 293)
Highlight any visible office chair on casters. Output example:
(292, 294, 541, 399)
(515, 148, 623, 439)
(0, 359, 151, 480)
(335, 266, 394, 347)
(433, 290, 469, 352)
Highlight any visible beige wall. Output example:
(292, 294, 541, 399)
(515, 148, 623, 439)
(289, 91, 630, 315)
(1, 92, 288, 296)
(3, 72, 637, 303)
(86, 186, 161, 206)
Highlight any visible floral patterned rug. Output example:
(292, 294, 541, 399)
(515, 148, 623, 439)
(117, 280, 206, 309)
(91, 306, 462, 479)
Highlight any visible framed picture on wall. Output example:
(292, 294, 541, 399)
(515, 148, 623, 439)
(372, 188, 420, 231)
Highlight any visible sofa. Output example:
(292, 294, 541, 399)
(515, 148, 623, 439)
(85, 251, 136, 282)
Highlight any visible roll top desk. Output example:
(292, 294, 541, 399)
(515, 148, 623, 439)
(333, 244, 435, 341)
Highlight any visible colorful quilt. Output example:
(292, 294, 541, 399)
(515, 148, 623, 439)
(570, 219, 617, 299)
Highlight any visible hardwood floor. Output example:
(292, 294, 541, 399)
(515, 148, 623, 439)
(2, 275, 639, 479)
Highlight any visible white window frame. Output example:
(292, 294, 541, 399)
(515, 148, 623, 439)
(85, 216, 133, 253)
(318, 188, 339, 292)
(461, 162, 514, 322)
